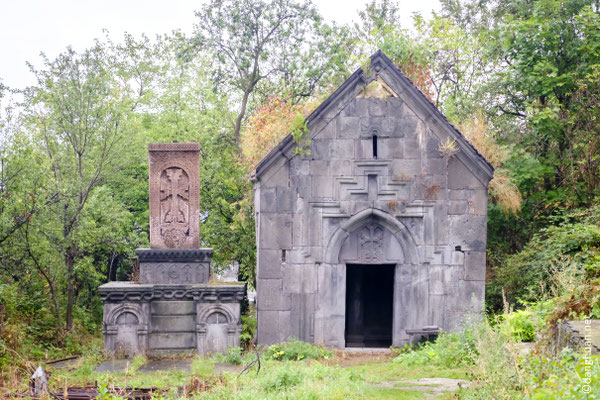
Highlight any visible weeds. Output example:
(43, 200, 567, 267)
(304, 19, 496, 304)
(496, 309, 537, 342)
(262, 364, 303, 392)
(240, 313, 256, 350)
(438, 137, 459, 158)
(393, 326, 478, 368)
(223, 347, 243, 365)
(461, 322, 523, 399)
(1, 307, 595, 399)
(522, 349, 600, 399)
(264, 339, 332, 361)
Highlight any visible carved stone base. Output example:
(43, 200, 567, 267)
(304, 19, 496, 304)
(99, 282, 245, 356)
(136, 248, 212, 284)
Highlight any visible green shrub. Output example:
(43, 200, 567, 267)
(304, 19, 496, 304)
(240, 313, 257, 350)
(523, 349, 600, 399)
(223, 346, 243, 365)
(498, 309, 537, 342)
(495, 206, 600, 305)
(459, 321, 523, 399)
(97, 383, 125, 400)
(262, 365, 303, 392)
(264, 339, 332, 361)
(393, 325, 478, 368)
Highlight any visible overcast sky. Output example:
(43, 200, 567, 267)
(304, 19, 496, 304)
(0, 0, 441, 90)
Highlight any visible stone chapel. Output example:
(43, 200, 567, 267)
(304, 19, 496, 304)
(252, 50, 493, 348)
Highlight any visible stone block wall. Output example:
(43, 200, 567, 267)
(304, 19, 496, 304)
(253, 53, 492, 348)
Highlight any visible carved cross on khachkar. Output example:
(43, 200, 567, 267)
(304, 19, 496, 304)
(148, 143, 200, 249)
(161, 167, 189, 224)
(359, 224, 384, 262)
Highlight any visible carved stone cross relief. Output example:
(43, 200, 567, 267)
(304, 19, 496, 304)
(160, 167, 189, 224)
(359, 224, 384, 262)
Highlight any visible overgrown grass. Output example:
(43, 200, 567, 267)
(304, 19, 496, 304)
(0, 338, 470, 399)
(348, 361, 467, 384)
(393, 325, 479, 368)
(263, 339, 333, 361)
(3, 305, 597, 400)
(200, 359, 454, 400)
(211, 347, 244, 365)
(391, 315, 600, 400)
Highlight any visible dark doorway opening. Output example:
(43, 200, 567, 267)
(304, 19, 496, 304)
(345, 264, 395, 347)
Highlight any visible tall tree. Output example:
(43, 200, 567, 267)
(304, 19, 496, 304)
(24, 44, 131, 331)
(496, 0, 600, 206)
(188, 0, 342, 145)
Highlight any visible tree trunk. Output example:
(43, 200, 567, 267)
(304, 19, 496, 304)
(65, 247, 75, 332)
(234, 89, 252, 146)
(0, 304, 4, 335)
(25, 223, 64, 343)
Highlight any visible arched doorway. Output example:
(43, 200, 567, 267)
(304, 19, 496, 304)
(319, 208, 421, 348)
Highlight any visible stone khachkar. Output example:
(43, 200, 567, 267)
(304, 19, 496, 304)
(100, 143, 244, 356)
(148, 143, 200, 250)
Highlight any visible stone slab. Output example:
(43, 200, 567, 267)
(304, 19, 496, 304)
(151, 301, 195, 315)
(464, 251, 486, 281)
(447, 157, 482, 190)
(457, 280, 485, 313)
(95, 359, 131, 373)
(99, 282, 246, 303)
(259, 213, 293, 250)
(47, 358, 79, 370)
(256, 278, 291, 311)
(283, 265, 317, 294)
(137, 359, 192, 373)
(559, 320, 600, 355)
(149, 332, 196, 349)
(148, 143, 200, 249)
(448, 215, 487, 252)
(290, 293, 315, 342)
(276, 187, 295, 213)
(257, 249, 283, 279)
(257, 310, 291, 345)
(150, 315, 196, 332)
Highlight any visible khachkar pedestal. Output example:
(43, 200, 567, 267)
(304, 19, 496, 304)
(100, 143, 245, 356)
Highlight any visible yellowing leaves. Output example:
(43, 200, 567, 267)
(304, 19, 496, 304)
(240, 97, 318, 172)
(459, 112, 522, 215)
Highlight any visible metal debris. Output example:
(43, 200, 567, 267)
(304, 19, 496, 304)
(29, 366, 48, 396)
(15, 386, 162, 399)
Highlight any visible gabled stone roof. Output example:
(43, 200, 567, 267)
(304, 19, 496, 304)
(253, 50, 494, 181)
